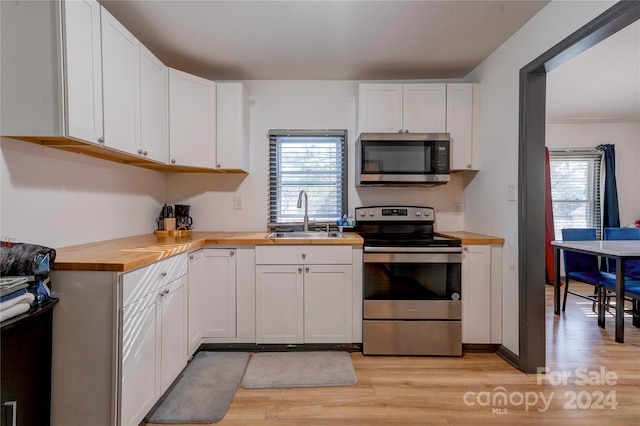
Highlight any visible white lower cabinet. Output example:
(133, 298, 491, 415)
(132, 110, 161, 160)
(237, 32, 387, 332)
(201, 249, 237, 338)
(461, 244, 502, 344)
(255, 246, 353, 344)
(303, 264, 353, 343)
(256, 265, 305, 343)
(187, 250, 203, 356)
(119, 255, 187, 426)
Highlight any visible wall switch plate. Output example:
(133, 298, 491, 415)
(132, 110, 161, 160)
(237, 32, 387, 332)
(453, 202, 462, 215)
(233, 196, 243, 210)
(507, 184, 517, 201)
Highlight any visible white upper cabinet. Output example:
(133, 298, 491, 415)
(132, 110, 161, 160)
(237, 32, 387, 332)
(447, 83, 476, 170)
(216, 83, 250, 172)
(358, 83, 446, 133)
(358, 84, 403, 133)
(169, 69, 217, 169)
(0, 0, 103, 142)
(64, 0, 104, 144)
(403, 84, 447, 133)
(101, 7, 141, 156)
(139, 45, 169, 163)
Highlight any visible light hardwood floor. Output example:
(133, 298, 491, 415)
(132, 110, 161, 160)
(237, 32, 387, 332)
(146, 283, 640, 425)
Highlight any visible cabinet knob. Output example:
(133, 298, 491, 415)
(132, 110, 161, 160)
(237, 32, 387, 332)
(467, 164, 471, 169)
(159, 291, 165, 297)
(398, 129, 403, 133)
(230, 250, 235, 257)
(189, 255, 194, 260)
(98, 137, 104, 145)
(171, 159, 176, 164)
(137, 149, 143, 155)
(143, 150, 148, 156)
(404, 129, 409, 133)
(217, 163, 221, 168)
(298, 267, 302, 273)
(161, 271, 167, 277)
(305, 267, 309, 273)
(301, 253, 306, 260)
(164, 288, 170, 295)
(463, 246, 469, 252)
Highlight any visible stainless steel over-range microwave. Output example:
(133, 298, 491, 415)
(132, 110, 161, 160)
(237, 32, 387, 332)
(356, 133, 451, 186)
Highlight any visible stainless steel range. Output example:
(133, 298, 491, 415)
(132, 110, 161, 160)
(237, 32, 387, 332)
(355, 206, 462, 356)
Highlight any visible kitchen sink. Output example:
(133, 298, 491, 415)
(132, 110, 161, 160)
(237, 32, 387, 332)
(265, 231, 344, 239)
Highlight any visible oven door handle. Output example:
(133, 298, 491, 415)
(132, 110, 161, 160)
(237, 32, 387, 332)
(364, 252, 462, 264)
(364, 246, 463, 253)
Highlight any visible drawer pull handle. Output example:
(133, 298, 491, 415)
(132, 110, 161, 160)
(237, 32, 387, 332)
(4, 401, 17, 426)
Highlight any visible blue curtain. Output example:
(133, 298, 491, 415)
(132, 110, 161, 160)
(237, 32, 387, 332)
(597, 144, 620, 229)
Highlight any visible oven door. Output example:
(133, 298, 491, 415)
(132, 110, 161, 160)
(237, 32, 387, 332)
(363, 247, 462, 302)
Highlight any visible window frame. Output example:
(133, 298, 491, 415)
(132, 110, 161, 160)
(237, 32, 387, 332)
(548, 149, 603, 239)
(267, 129, 347, 228)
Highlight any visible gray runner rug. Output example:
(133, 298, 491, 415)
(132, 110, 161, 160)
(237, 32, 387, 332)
(241, 351, 357, 389)
(145, 351, 250, 424)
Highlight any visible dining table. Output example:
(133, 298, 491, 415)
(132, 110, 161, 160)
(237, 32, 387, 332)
(552, 239, 640, 343)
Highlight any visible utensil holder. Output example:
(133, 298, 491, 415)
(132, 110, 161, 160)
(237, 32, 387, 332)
(164, 218, 176, 231)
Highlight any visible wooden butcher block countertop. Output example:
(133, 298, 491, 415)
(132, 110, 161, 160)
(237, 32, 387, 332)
(437, 231, 505, 245)
(53, 231, 364, 272)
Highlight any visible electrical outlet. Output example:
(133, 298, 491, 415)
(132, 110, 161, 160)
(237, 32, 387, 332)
(507, 184, 517, 201)
(233, 196, 243, 210)
(453, 202, 462, 215)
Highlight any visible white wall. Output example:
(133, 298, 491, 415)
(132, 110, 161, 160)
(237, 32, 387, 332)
(166, 80, 465, 232)
(464, 0, 617, 354)
(0, 137, 166, 247)
(546, 122, 640, 227)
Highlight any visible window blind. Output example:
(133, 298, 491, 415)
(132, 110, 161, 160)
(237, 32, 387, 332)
(549, 150, 603, 239)
(268, 130, 347, 225)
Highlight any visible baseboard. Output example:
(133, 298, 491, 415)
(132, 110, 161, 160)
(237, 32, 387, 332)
(199, 343, 362, 352)
(462, 343, 499, 353)
(496, 344, 519, 369)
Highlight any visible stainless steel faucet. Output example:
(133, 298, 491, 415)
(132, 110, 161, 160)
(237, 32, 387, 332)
(297, 190, 309, 231)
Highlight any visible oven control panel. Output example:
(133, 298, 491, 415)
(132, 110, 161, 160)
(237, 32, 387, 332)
(356, 206, 435, 221)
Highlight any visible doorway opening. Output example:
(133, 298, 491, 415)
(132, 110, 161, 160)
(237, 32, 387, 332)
(518, 1, 640, 373)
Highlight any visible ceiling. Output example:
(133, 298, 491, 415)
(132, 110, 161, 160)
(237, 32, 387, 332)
(99, 1, 638, 123)
(99, 0, 548, 81)
(546, 20, 640, 123)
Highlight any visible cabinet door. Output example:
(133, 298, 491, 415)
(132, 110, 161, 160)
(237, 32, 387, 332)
(139, 45, 168, 163)
(160, 275, 188, 393)
(168, 68, 216, 168)
(120, 291, 161, 426)
(201, 249, 237, 338)
(63, 0, 103, 144)
(461, 245, 492, 344)
(216, 83, 249, 171)
(358, 84, 403, 133)
(403, 84, 447, 133)
(304, 264, 353, 343)
(187, 250, 203, 356)
(255, 265, 304, 344)
(447, 83, 474, 170)
(101, 7, 140, 155)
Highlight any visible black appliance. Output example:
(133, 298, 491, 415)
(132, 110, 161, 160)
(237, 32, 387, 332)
(356, 206, 462, 356)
